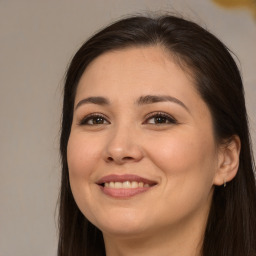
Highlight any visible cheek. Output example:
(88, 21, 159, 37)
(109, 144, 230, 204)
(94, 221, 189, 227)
(67, 133, 101, 179)
(66, 133, 103, 217)
(146, 130, 217, 187)
(145, 132, 216, 220)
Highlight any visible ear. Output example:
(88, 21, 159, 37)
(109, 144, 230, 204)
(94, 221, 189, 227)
(213, 135, 241, 186)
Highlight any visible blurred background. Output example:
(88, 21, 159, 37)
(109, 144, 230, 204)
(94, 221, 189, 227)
(0, 0, 255, 255)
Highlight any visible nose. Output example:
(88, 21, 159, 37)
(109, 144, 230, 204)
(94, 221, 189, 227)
(103, 125, 144, 164)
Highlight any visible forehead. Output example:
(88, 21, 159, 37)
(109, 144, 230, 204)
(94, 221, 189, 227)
(76, 46, 198, 98)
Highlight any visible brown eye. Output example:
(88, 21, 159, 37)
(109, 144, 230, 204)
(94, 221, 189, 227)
(154, 116, 169, 124)
(145, 112, 177, 125)
(79, 114, 110, 125)
(91, 116, 105, 124)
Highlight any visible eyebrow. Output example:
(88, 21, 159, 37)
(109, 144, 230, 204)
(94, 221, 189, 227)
(75, 97, 110, 110)
(75, 95, 189, 113)
(137, 95, 190, 112)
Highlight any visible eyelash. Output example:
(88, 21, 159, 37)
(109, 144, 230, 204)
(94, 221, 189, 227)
(78, 112, 177, 126)
(79, 113, 110, 126)
(143, 112, 177, 125)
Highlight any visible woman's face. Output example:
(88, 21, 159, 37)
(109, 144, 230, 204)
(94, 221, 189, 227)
(67, 46, 220, 238)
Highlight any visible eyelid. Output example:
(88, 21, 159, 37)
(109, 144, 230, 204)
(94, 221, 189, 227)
(143, 111, 177, 124)
(78, 112, 110, 125)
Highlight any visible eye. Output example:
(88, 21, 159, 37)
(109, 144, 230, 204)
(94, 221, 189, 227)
(144, 112, 177, 125)
(79, 113, 110, 125)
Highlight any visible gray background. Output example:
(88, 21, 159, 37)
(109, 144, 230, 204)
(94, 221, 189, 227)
(0, 1, 255, 255)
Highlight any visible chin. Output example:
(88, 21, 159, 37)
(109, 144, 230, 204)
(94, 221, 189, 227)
(92, 212, 150, 238)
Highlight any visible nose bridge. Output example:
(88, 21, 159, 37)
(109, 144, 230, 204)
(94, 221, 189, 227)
(104, 121, 143, 163)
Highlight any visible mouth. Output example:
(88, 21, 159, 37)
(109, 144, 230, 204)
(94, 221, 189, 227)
(96, 174, 157, 198)
(103, 181, 151, 188)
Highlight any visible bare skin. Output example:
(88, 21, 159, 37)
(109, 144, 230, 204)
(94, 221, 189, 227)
(67, 46, 240, 256)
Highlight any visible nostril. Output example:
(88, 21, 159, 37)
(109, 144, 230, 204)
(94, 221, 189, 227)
(123, 156, 134, 161)
(107, 157, 114, 162)
(106, 156, 134, 163)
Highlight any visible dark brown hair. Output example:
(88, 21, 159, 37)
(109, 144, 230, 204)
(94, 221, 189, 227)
(58, 15, 256, 256)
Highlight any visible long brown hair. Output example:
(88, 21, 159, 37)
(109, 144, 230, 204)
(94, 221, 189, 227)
(58, 15, 256, 256)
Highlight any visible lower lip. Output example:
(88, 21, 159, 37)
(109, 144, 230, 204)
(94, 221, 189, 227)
(99, 186, 152, 198)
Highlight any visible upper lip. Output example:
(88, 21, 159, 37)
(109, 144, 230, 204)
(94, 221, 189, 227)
(96, 174, 157, 186)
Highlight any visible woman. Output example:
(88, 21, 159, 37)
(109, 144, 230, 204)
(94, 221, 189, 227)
(58, 15, 256, 256)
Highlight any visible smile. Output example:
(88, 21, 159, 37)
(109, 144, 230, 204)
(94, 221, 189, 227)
(97, 174, 157, 198)
(104, 181, 150, 188)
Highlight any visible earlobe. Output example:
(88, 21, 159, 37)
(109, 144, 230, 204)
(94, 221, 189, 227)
(213, 135, 241, 186)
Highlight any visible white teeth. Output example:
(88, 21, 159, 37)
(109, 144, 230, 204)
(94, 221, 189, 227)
(131, 181, 139, 188)
(114, 182, 122, 188)
(123, 181, 131, 188)
(104, 181, 150, 189)
(138, 182, 144, 188)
